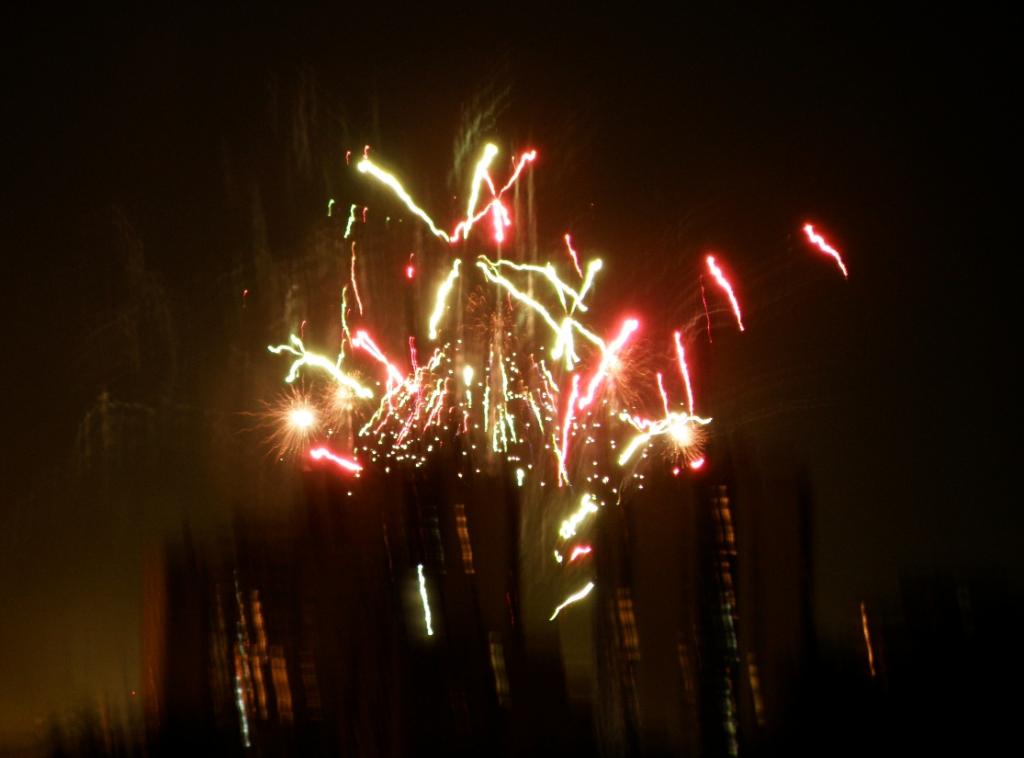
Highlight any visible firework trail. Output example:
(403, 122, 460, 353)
(428, 259, 462, 340)
(568, 545, 593, 563)
(803, 222, 849, 278)
(549, 582, 595, 621)
(705, 255, 745, 332)
(699, 275, 712, 342)
(673, 330, 696, 413)
(310, 446, 363, 474)
(350, 242, 364, 315)
(564, 233, 583, 277)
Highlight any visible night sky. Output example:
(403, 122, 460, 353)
(0, 7, 1016, 747)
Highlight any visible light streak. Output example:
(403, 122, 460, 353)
(699, 275, 712, 342)
(577, 318, 639, 410)
(407, 336, 419, 372)
(477, 257, 604, 367)
(359, 144, 535, 246)
(356, 157, 452, 242)
(327, 198, 335, 216)
(549, 581, 595, 621)
(489, 199, 511, 243)
(488, 258, 595, 313)
(344, 203, 359, 239)
(803, 223, 849, 278)
(338, 286, 352, 359)
(705, 255, 744, 332)
(351, 242, 364, 315)
(515, 468, 526, 487)
(310, 446, 363, 474)
(617, 432, 652, 467)
(450, 148, 536, 242)
(860, 601, 876, 677)
(558, 493, 599, 540)
(428, 259, 461, 339)
(574, 259, 603, 315)
(558, 374, 581, 485)
(673, 330, 696, 413)
(499, 149, 537, 193)
(656, 372, 671, 416)
(267, 335, 374, 398)
(568, 545, 593, 563)
(564, 233, 583, 277)
(462, 143, 499, 235)
(417, 564, 434, 636)
(351, 329, 405, 388)
(478, 261, 566, 347)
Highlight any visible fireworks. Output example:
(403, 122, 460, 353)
(265, 138, 844, 622)
(264, 389, 321, 458)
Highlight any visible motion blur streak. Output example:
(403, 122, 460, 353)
(309, 446, 363, 474)
(549, 581, 596, 621)
(417, 564, 434, 637)
(705, 255, 745, 332)
(803, 222, 849, 278)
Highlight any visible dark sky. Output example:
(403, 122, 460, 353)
(0, 7, 1016, 744)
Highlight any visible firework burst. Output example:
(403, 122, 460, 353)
(264, 138, 846, 621)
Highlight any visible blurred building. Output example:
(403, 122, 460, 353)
(586, 434, 816, 757)
(140, 446, 589, 756)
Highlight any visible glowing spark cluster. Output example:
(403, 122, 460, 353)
(618, 410, 712, 467)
